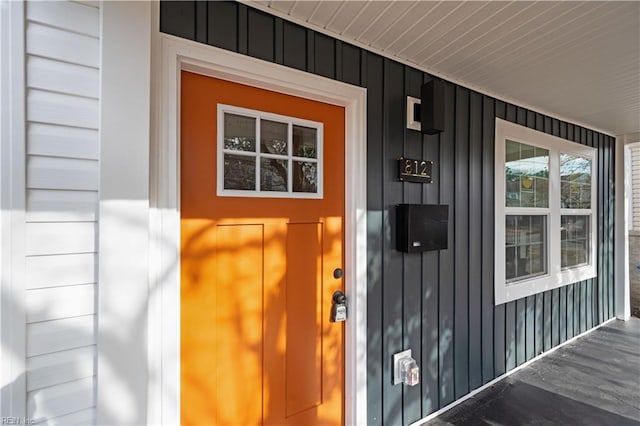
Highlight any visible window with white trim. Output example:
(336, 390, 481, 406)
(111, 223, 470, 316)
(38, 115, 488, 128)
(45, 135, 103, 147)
(217, 104, 323, 198)
(495, 119, 597, 305)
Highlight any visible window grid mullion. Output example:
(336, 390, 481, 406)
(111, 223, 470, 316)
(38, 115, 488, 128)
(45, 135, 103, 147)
(218, 103, 323, 198)
(288, 122, 293, 193)
(255, 116, 261, 192)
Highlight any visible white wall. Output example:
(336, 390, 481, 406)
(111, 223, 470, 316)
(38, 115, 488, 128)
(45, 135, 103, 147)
(23, 1, 100, 423)
(629, 144, 640, 231)
(97, 2, 151, 425)
(1, 0, 27, 418)
(1, 2, 152, 423)
(617, 133, 640, 320)
(1, 1, 111, 423)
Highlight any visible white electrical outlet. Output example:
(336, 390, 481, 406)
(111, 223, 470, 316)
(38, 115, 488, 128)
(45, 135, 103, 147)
(393, 349, 412, 385)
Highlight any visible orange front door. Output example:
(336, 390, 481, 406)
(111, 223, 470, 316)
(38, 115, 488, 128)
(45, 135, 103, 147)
(180, 71, 345, 426)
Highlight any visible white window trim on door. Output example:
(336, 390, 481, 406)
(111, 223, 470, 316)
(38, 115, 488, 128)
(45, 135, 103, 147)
(149, 12, 368, 426)
(217, 104, 325, 198)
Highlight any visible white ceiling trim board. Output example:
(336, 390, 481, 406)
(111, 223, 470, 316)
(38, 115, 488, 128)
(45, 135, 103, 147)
(417, 2, 512, 66)
(408, 2, 486, 60)
(305, 1, 323, 24)
(323, 1, 347, 32)
(364, 2, 416, 47)
(381, 2, 441, 53)
(453, 2, 582, 78)
(369, 2, 428, 49)
(487, 3, 624, 79)
(393, 2, 462, 57)
(353, 2, 395, 44)
(339, 2, 369, 37)
(243, 0, 617, 137)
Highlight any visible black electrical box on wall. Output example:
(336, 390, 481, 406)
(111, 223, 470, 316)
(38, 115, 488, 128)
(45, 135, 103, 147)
(396, 204, 449, 253)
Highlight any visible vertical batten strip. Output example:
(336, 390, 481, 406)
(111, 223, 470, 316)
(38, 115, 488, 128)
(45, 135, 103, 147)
(493, 99, 506, 377)
(598, 132, 605, 322)
(608, 136, 615, 319)
(402, 66, 423, 425)
(481, 95, 495, 383)
(381, 58, 404, 425)
(438, 81, 456, 407)
(365, 51, 383, 426)
(468, 91, 483, 390)
(422, 73, 442, 415)
(453, 86, 470, 398)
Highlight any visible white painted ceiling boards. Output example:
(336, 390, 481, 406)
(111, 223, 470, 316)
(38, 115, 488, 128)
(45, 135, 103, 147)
(248, 1, 640, 138)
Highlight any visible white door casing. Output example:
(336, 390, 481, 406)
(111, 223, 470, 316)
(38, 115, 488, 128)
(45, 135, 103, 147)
(148, 7, 368, 425)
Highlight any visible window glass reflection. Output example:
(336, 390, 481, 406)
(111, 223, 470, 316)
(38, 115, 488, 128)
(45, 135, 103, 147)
(224, 154, 256, 190)
(505, 140, 549, 208)
(261, 120, 288, 155)
(505, 215, 547, 282)
(293, 161, 317, 193)
(224, 113, 256, 152)
(220, 108, 321, 197)
(293, 125, 317, 158)
(260, 158, 288, 192)
(561, 154, 591, 209)
(561, 215, 589, 268)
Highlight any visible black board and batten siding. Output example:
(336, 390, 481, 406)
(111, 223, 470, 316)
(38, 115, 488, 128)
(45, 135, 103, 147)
(160, 2, 617, 425)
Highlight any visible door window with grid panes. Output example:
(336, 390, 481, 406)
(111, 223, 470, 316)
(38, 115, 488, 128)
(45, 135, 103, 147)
(218, 104, 323, 198)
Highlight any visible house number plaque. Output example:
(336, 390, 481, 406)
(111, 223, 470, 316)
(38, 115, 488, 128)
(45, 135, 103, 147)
(398, 157, 433, 183)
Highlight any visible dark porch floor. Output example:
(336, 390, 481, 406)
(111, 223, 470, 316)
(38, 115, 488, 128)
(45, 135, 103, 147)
(427, 318, 640, 426)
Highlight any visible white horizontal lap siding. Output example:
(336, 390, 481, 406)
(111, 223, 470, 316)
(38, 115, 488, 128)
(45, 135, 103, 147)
(27, 156, 99, 191)
(24, 1, 100, 423)
(27, 377, 95, 423)
(27, 190, 98, 223)
(27, 316, 96, 359)
(28, 123, 99, 160)
(25, 253, 96, 290)
(27, 346, 96, 392)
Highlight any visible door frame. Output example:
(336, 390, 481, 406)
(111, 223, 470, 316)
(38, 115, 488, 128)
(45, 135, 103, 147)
(149, 20, 368, 426)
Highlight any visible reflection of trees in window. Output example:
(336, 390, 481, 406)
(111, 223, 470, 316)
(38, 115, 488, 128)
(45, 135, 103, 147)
(261, 158, 287, 192)
(221, 108, 322, 196)
(224, 113, 256, 151)
(224, 154, 256, 190)
(293, 125, 317, 158)
(293, 162, 317, 193)
(505, 140, 549, 208)
(561, 215, 589, 268)
(505, 215, 546, 281)
(560, 154, 591, 209)
(224, 137, 256, 152)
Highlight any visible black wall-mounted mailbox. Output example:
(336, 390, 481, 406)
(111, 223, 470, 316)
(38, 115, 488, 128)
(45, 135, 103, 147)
(396, 204, 449, 253)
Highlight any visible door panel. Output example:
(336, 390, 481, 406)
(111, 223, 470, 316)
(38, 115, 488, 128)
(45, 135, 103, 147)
(180, 71, 345, 426)
(215, 224, 264, 424)
(286, 223, 322, 417)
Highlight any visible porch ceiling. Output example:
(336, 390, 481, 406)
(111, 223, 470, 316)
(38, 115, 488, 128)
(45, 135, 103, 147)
(248, 1, 640, 138)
